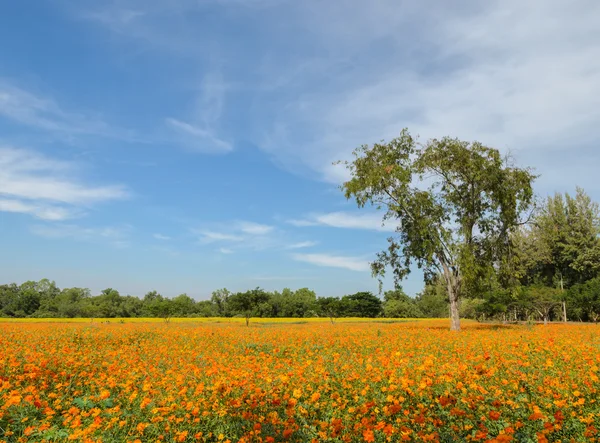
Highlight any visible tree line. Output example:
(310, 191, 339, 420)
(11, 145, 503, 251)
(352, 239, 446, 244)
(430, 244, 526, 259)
(0, 281, 451, 322)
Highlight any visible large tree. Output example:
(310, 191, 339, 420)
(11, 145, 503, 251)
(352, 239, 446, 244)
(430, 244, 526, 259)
(340, 130, 535, 330)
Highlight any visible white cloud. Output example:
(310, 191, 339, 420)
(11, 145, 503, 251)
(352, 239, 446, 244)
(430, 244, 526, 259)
(289, 212, 393, 232)
(292, 253, 370, 272)
(218, 247, 233, 254)
(153, 233, 171, 240)
(0, 146, 129, 220)
(238, 221, 274, 235)
(257, 0, 600, 186)
(30, 223, 132, 248)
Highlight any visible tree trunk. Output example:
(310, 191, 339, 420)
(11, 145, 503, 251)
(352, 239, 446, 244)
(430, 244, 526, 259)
(559, 276, 567, 323)
(448, 290, 460, 331)
(440, 259, 461, 331)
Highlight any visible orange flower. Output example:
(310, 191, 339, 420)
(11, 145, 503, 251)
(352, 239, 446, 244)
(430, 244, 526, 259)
(1, 320, 599, 442)
(489, 410, 501, 421)
(362, 430, 375, 442)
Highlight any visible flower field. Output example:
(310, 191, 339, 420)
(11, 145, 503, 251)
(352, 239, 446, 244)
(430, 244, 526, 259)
(1, 321, 599, 443)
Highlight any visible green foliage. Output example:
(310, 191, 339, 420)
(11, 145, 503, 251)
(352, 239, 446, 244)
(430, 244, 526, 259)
(0, 280, 324, 320)
(211, 288, 231, 317)
(523, 285, 562, 324)
(339, 292, 382, 318)
(171, 293, 197, 317)
(383, 299, 422, 318)
(269, 287, 317, 317)
(228, 288, 270, 326)
(567, 277, 600, 322)
(512, 188, 600, 290)
(0, 283, 21, 317)
(458, 298, 484, 320)
(383, 287, 410, 303)
(414, 279, 449, 318)
(147, 299, 175, 321)
(316, 297, 342, 322)
(381, 286, 422, 318)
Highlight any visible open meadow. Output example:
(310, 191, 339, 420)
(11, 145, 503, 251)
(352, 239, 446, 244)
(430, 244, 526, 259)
(1, 319, 599, 443)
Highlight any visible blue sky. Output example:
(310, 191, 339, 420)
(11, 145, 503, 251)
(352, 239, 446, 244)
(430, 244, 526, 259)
(1, 0, 599, 299)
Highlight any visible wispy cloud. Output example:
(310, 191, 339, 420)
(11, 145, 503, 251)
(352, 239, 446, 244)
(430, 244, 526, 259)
(251, 275, 315, 281)
(153, 233, 171, 241)
(289, 212, 392, 232)
(238, 221, 274, 235)
(292, 253, 370, 272)
(165, 70, 233, 153)
(30, 223, 132, 248)
(285, 240, 318, 249)
(0, 79, 137, 141)
(191, 221, 287, 252)
(83, 8, 145, 29)
(0, 146, 129, 220)
(287, 219, 318, 228)
(195, 230, 243, 244)
(166, 118, 232, 153)
(69, 0, 600, 192)
(218, 247, 234, 254)
(0, 199, 81, 221)
(148, 244, 181, 258)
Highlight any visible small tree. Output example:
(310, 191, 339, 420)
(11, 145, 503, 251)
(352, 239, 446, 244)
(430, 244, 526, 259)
(340, 292, 382, 318)
(228, 288, 270, 326)
(317, 297, 342, 324)
(525, 286, 561, 325)
(339, 130, 535, 330)
(148, 299, 175, 323)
